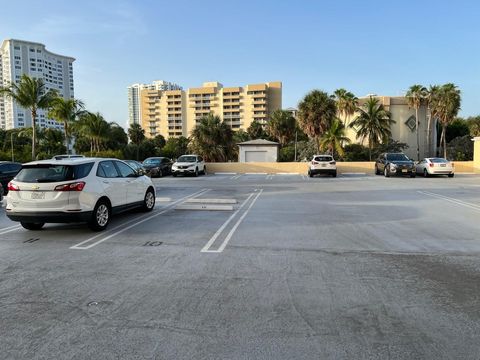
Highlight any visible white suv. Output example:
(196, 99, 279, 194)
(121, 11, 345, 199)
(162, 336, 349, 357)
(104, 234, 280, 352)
(308, 154, 337, 177)
(171, 155, 206, 177)
(6, 158, 156, 231)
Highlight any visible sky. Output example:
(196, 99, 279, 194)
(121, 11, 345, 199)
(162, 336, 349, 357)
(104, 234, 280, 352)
(1, 0, 479, 128)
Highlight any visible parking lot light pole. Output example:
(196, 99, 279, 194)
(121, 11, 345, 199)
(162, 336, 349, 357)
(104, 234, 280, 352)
(11, 132, 14, 162)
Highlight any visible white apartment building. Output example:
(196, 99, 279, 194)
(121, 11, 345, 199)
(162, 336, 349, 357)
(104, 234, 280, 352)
(0, 39, 75, 130)
(128, 80, 182, 126)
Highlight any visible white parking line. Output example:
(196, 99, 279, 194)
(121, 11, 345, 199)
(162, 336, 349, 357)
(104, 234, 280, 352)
(277, 172, 299, 175)
(215, 172, 237, 175)
(201, 189, 263, 253)
(245, 172, 267, 175)
(70, 189, 210, 250)
(0, 224, 22, 235)
(230, 175, 242, 180)
(417, 191, 480, 211)
(266, 174, 274, 180)
(186, 198, 237, 204)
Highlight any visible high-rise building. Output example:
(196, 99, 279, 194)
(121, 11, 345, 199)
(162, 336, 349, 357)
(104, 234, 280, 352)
(0, 39, 75, 130)
(139, 81, 282, 139)
(127, 80, 182, 126)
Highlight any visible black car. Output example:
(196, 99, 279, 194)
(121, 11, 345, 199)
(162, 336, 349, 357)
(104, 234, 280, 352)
(0, 161, 22, 194)
(142, 157, 173, 177)
(375, 153, 416, 178)
(124, 160, 146, 175)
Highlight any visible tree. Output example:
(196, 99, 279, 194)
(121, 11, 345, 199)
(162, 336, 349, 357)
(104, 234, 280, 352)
(350, 97, 395, 161)
(467, 116, 480, 136)
(446, 118, 470, 142)
(233, 129, 250, 144)
(128, 123, 145, 145)
(319, 119, 351, 157)
(48, 97, 85, 154)
(190, 114, 235, 162)
(75, 112, 110, 154)
(406, 84, 427, 160)
(297, 90, 337, 152)
(332, 89, 358, 125)
(127, 123, 145, 160)
(0, 74, 57, 160)
(162, 136, 189, 160)
(425, 85, 440, 157)
(436, 84, 461, 158)
(37, 127, 66, 158)
(266, 110, 297, 146)
(105, 123, 128, 151)
(247, 120, 268, 139)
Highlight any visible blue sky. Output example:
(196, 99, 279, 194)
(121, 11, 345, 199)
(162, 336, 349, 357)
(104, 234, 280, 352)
(1, 0, 478, 127)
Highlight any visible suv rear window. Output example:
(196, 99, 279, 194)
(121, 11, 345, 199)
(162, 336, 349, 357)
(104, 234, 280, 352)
(314, 156, 332, 162)
(15, 163, 94, 183)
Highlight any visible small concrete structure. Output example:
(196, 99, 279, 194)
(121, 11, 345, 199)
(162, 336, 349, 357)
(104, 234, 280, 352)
(238, 139, 280, 163)
(474, 137, 480, 170)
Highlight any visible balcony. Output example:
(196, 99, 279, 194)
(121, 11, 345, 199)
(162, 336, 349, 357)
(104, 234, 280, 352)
(252, 98, 266, 104)
(168, 117, 182, 121)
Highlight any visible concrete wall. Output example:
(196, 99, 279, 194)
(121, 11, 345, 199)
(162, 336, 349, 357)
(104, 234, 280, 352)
(474, 137, 480, 170)
(206, 161, 478, 174)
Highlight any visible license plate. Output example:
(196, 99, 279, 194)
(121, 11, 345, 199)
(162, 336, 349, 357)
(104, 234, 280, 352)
(440, 164, 446, 167)
(31, 192, 45, 200)
(401, 169, 408, 173)
(321, 164, 326, 167)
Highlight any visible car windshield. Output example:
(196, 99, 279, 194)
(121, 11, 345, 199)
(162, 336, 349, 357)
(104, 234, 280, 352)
(386, 154, 410, 161)
(314, 156, 332, 162)
(177, 156, 196, 163)
(143, 159, 161, 165)
(15, 163, 94, 183)
(430, 158, 448, 163)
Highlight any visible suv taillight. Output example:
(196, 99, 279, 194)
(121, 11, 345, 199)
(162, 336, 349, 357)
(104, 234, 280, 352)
(330, 161, 336, 165)
(54, 182, 85, 191)
(7, 182, 19, 191)
(311, 161, 318, 165)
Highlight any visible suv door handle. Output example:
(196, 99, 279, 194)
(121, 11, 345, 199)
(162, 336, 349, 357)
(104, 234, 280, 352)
(103, 180, 109, 184)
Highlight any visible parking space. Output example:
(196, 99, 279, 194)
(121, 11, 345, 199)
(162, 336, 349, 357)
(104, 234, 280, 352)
(1, 174, 480, 359)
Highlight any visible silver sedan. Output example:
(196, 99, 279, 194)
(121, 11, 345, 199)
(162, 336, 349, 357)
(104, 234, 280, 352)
(416, 158, 454, 177)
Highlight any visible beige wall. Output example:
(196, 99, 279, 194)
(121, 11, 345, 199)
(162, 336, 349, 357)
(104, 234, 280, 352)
(205, 161, 478, 174)
(474, 137, 480, 169)
(139, 81, 282, 140)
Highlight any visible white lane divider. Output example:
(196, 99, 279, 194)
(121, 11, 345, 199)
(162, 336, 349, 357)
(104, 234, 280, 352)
(70, 189, 210, 250)
(201, 189, 263, 253)
(185, 198, 237, 204)
(417, 191, 480, 211)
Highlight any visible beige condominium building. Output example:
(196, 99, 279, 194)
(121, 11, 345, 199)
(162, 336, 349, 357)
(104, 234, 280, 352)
(139, 81, 282, 139)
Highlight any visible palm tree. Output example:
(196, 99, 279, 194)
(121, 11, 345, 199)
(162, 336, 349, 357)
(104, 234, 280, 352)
(190, 114, 234, 162)
(436, 84, 461, 158)
(128, 123, 145, 160)
(48, 97, 85, 154)
(0, 74, 58, 160)
(406, 84, 427, 160)
(319, 119, 351, 157)
(266, 110, 297, 146)
(76, 112, 110, 154)
(333, 89, 358, 125)
(425, 85, 440, 157)
(298, 90, 337, 152)
(247, 120, 268, 139)
(350, 97, 395, 161)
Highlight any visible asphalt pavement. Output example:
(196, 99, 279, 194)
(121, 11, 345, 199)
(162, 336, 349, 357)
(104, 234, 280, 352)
(1, 173, 480, 359)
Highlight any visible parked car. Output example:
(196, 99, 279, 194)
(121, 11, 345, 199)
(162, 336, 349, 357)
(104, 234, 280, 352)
(375, 153, 416, 178)
(142, 157, 173, 177)
(416, 157, 454, 177)
(171, 155, 206, 177)
(124, 160, 146, 176)
(0, 161, 22, 195)
(308, 155, 337, 177)
(6, 158, 155, 231)
(52, 154, 85, 160)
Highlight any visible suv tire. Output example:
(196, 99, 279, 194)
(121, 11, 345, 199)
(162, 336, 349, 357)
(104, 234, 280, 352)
(423, 169, 429, 178)
(88, 200, 111, 231)
(142, 188, 155, 212)
(21, 222, 44, 230)
(194, 168, 198, 177)
(384, 167, 390, 178)
(375, 165, 380, 175)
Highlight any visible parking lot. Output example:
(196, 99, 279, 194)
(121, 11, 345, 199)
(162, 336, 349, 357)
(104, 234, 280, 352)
(1, 173, 480, 359)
